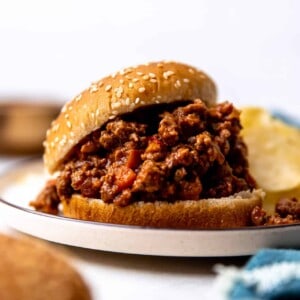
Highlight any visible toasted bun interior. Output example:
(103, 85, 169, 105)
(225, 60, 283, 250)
(44, 61, 217, 173)
(62, 189, 264, 229)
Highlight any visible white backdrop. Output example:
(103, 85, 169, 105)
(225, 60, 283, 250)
(0, 0, 299, 113)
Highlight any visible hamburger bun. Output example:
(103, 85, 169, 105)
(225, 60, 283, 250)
(63, 190, 264, 229)
(44, 61, 217, 173)
(0, 234, 91, 300)
(35, 60, 263, 229)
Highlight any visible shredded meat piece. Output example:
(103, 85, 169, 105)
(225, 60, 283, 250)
(33, 99, 256, 209)
(251, 197, 300, 226)
(57, 156, 107, 200)
(276, 197, 300, 219)
(30, 180, 60, 214)
(99, 120, 147, 150)
(158, 112, 179, 146)
(132, 160, 166, 193)
(251, 206, 267, 226)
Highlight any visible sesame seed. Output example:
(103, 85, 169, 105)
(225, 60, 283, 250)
(199, 73, 206, 79)
(157, 63, 163, 68)
(59, 137, 66, 147)
(140, 100, 145, 105)
(155, 100, 160, 104)
(138, 87, 146, 93)
(52, 123, 60, 132)
(174, 79, 181, 89)
(68, 106, 73, 111)
(112, 102, 121, 109)
(119, 69, 126, 75)
(150, 78, 157, 83)
(128, 82, 134, 88)
(91, 112, 95, 119)
(142, 75, 149, 80)
(98, 81, 104, 87)
(163, 71, 175, 79)
(70, 132, 75, 138)
(135, 97, 140, 104)
(61, 105, 67, 113)
(119, 79, 124, 84)
(149, 73, 156, 78)
(54, 136, 59, 143)
(136, 71, 143, 76)
(89, 85, 98, 93)
(124, 68, 133, 74)
(65, 114, 69, 119)
(112, 110, 118, 115)
(66, 121, 72, 128)
(183, 78, 190, 83)
(108, 115, 115, 120)
(95, 108, 100, 117)
(125, 98, 130, 105)
(105, 85, 112, 92)
(188, 68, 195, 74)
(111, 72, 117, 78)
(132, 78, 139, 83)
(80, 122, 85, 129)
(75, 94, 82, 102)
(157, 95, 162, 99)
(42, 141, 47, 147)
(115, 86, 123, 98)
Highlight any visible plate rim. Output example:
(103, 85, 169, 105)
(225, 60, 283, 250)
(0, 192, 300, 234)
(1, 158, 300, 257)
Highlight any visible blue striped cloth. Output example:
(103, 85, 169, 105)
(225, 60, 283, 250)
(226, 249, 300, 300)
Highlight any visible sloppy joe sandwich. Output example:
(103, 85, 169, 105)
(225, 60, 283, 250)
(31, 61, 263, 228)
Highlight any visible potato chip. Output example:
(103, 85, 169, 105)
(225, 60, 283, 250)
(240, 107, 300, 191)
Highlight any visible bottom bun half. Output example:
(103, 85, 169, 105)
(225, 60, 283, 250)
(62, 189, 264, 229)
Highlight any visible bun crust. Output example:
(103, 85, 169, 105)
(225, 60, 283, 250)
(62, 190, 264, 229)
(44, 61, 217, 173)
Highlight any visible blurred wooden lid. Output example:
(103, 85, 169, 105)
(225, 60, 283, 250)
(0, 99, 61, 155)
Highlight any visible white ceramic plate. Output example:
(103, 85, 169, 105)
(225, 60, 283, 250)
(0, 158, 299, 257)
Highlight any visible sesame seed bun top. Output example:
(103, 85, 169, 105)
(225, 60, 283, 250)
(44, 61, 217, 173)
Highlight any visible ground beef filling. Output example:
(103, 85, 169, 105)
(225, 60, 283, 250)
(251, 197, 300, 225)
(32, 99, 257, 212)
(29, 179, 60, 214)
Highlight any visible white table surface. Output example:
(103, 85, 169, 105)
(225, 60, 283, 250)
(0, 156, 249, 300)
